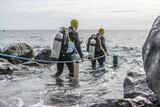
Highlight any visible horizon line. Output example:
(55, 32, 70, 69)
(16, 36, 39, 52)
(0, 29, 149, 31)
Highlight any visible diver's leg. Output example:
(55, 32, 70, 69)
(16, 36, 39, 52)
(66, 62, 74, 77)
(54, 62, 64, 77)
(98, 51, 105, 67)
(91, 60, 96, 69)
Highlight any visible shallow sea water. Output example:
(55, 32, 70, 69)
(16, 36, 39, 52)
(0, 30, 148, 107)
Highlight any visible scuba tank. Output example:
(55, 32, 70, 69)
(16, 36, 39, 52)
(51, 32, 64, 60)
(88, 39, 96, 58)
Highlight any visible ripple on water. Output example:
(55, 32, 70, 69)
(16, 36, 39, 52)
(0, 30, 146, 106)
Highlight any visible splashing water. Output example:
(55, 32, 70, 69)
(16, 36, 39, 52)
(0, 30, 148, 107)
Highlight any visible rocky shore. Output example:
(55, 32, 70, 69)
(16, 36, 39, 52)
(91, 16, 160, 107)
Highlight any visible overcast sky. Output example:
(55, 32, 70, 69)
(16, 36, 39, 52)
(0, 0, 160, 30)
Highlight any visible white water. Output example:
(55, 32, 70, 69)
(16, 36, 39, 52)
(0, 30, 148, 107)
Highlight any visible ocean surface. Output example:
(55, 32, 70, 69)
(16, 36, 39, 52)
(0, 30, 148, 107)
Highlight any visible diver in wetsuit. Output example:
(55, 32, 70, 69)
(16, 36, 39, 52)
(53, 19, 84, 78)
(87, 28, 108, 69)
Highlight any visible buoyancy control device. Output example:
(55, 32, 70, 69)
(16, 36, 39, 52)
(66, 35, 76, 54)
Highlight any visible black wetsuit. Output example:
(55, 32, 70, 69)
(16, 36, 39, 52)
(87, 33, 107, 69)
(55, 27, 83, 77)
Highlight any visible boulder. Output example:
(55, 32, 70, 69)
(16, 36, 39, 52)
(90, 96, 154, 107)
(90, 99, 132, 107)
(142, 15, 160, 102)
(131, 96, 153, 107)
(34, 49, 51, 64)
(123, 72, 157, 103)
(0, 58, 9, 63)
(0, 59, 15, 74)
(2, 43, 33, 64)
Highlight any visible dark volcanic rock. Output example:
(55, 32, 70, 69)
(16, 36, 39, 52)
(91, 99, 132, 107)
(35, 49, 51, 64)
(91, 96, 153, 107)
(124, 72, 156, 103)
(2, 43, 33, 64)
(142, 16, 160, 102)
(131, 96, 153, 107)
(0, 59, 15, 74)
(0, 58, 9, 63)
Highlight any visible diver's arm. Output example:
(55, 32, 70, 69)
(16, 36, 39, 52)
(101, 37, 108, 55)
(74, 32, 83, 59)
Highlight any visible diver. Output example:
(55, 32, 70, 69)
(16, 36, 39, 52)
(87, 28, 108, 69)
(52, 19, 84, 78)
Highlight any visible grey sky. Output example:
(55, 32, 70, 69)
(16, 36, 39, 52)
(0, 0, 160, 30)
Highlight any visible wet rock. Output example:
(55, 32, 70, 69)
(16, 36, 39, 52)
(142, 16, 160, 102)
(124, 72, 157, 103)
(2, 43, 33, 64)
(35, 49, 51, 64)
(91, 99, 132, 107)
(0, 58, 9, 63)
(131, 96, 153, 107)
(91, 96, 153, 107)
(0, 61, 15, 74)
